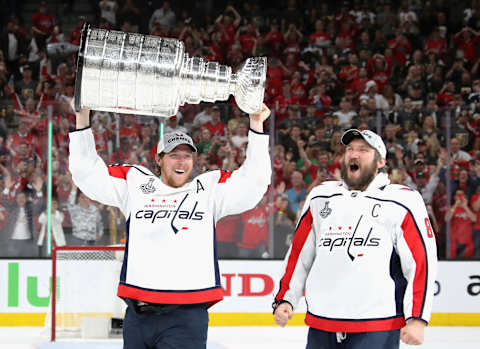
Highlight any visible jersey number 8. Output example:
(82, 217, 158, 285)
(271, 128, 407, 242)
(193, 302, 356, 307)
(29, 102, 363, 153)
(424, 217, 434, 238)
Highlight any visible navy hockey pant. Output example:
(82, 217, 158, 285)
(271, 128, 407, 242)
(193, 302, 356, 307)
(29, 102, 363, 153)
(123, 301, 209, 349)
(306, 327, 400, 349)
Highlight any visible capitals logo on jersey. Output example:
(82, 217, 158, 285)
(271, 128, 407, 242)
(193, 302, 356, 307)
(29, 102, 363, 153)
(135, 193, 205, 234)
(318, 215, 381, 261)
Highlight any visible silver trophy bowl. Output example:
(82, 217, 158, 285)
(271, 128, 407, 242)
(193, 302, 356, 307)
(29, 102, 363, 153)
(74, 24, 267, 117)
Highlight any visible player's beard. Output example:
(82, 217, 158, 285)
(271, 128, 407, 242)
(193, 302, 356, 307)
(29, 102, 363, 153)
(340, 157, 378, 190)
(164, 167, 192, 188)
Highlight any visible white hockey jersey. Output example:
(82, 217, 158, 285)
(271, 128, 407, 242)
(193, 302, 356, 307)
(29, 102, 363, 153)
(69, 127, 271, 305)
(275, 173, 437, 332)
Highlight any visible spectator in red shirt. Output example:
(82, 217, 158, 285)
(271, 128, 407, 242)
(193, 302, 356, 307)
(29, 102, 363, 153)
(308, 19, 331, 54)
(112, 136, 133, 163)
(262, 20, 284, 57)
(50, 63, 73, 86)
(283, 23, 303, 60)
(31, 1, 56, 48)
(92, 119, 110, 155)
(216, 214, 241, 258)
(338, 53, 360, 91)
(237, 196, 270, 258)
(215, 5, 242, 48)
(6, 120, 37, 159)
(225, 40, 244, 67)
(47, 24, 65, 44)
(366, 53, 392, 93)
(30, 109, 49, 160)
(12, 97, 39, 126)
(11, 141, 37, 168)
(207, 32, 224, 64)
(433, 180, 448, 230)
(267, 57, 288, 96)
(119, 116, 140, 138)
(409, 157, 432, 184)
(308, 84, 332, 114)
(36, 80, 56, 110)
(436, 81, 456, 108)
(54, 118, 71, 153)
(272, 144, 286, 187)
(445, 189, 477, 258)
(236, 22, 259, 56)
(179, 25, 203, 57)
(388, 28, 412, 66)
(272, 81, 299, 125)
(207, 137, 236, 170)
(336, 20, 356, 51)
(203, 105, 226, 136)
(284, 54, 298, 80)
(453, 27, 480, 64)
(425, 27, 447, 58)
(290, 71, 308, 105)
(69, 17, 86, 46)
(350, 67, 369, 102)
(471, 184, 480, 257)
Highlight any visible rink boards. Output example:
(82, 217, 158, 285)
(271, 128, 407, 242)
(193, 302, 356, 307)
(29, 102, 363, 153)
(0, 260, 478, 326)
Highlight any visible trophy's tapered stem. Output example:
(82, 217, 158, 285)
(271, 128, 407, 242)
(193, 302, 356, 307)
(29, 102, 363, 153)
(229, 74, 238, 96)
(180, 56, 233, 104)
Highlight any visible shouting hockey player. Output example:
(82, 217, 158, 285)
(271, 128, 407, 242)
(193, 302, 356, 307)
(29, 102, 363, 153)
(273, 129, 437, 348)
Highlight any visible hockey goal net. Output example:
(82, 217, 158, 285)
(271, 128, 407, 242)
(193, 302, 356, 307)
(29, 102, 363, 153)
(47, 245, 126, 341)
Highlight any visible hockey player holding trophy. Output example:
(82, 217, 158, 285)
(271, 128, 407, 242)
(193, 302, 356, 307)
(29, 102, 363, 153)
(69, 24, 270, 349)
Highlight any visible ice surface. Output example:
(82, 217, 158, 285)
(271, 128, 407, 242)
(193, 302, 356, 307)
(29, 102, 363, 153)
(0, 326, 478, 349)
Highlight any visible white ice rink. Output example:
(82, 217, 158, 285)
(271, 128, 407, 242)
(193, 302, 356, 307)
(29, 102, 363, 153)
(1, 326, 479, 349)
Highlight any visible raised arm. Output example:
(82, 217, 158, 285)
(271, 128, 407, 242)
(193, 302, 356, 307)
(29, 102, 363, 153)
(249, 103, 269, 132)
(72, 99, 90, 129)
(445, 200, 458, 222)
(460, 198, 477, 221)
(297, 139, 312, 170)
(68, 99, 129, 214)
(226, 5, 242, 28)
(213, 104, 271, 219)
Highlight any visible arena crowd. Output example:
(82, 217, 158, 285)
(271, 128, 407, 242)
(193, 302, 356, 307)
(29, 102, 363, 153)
(0, 0, 479, 259)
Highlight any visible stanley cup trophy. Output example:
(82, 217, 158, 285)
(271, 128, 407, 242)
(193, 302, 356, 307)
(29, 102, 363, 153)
(74, 24, 267, 117)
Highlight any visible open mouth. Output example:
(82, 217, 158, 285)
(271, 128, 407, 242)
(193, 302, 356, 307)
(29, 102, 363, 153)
(174, 169, 185, 174)
(349, 163, 359, 173)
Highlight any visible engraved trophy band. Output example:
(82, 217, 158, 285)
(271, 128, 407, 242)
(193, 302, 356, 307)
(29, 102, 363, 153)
(74, 24, 267, 117)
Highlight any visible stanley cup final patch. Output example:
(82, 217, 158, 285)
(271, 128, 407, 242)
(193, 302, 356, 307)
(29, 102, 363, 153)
(320, 201, 332, 218)
(140, 178, 156, 194)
